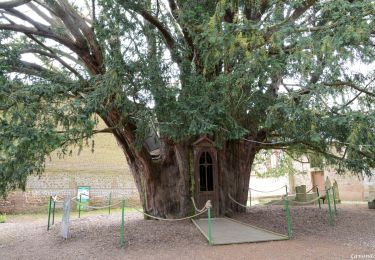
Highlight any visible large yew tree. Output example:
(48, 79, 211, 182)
(1, 0, 374, 217)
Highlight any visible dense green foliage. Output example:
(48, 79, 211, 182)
(0, 0, 374, 195)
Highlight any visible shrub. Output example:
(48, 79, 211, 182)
(0, 214, 6, 223)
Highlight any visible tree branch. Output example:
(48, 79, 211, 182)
(0, 4, 103, 76)
(139, 10, 177, 53)
(323, 81, 375, 97)
(167, 0, 194, 60)
(51, 0, 103, 73)
(119, 1, 180, 63)
(3, 7, 52, 32)
(56, 127, 117, 134)
(0, 23, 80, 55)
(244, 0, 269, 21)
(19, 45, 83, 80)
(265, 0, 316, 39)
(27, 2, 62, 28)
(0, 0, 29, 9)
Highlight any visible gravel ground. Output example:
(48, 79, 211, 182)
(0, 204, 374, 260)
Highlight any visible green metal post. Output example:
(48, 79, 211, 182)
(284, 198, 292, 239)
(285, 185, 288, 196)
(108, 192, 112, 215)
(326, 189, 333, 226)
(332, 188, 337, 215)
(316, 187, 321, 209)
(47, 196, 52, 231)
(207, 207, 213, 246)
(78, 194, 82, 218)
(52, 199, 56, 225)
(120, 200, 125, 246)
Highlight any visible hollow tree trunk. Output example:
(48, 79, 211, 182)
(114, 132, 257, 218)
(128, 143, 193, 218)
(217, 140, 257, 216)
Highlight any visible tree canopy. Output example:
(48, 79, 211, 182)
(1, 0, 375, 196)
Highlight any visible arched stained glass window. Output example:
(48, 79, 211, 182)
(199, 152, 214, 191)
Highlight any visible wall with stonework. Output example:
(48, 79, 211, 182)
(293, 168, 375, 202)
(0, 121, 138, 214)
(252, 151, 375, 202)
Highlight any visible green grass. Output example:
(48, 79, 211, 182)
(0, 214, 6, 223)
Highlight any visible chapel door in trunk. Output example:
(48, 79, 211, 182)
(194, 149, 219, 217)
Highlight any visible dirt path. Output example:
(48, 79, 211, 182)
(0, 204, 374, 260)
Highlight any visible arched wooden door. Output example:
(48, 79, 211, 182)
(194, 148, 219, 217)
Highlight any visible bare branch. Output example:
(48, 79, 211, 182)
(32, 0, 58, 17)
(323, 81, 375, 97)
(0, 0, 30, 9)
(27, 2, 61, 28)
(4, 7, 56, 33)
(50, 0, 103, 73)
(139, 10, 176, 52)
(116, 1, 180, 63)
(19, 46, 83, 80)
(7, 60, 64, 80)
(51, 1, 87, 47)
(56, 127, 117, 134)
(53, 49, 84, 67)
(0, 4, 102, 76)
(0, 23, 80, 53)
(334, 92, 362, 113)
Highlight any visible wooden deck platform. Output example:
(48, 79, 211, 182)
(192, 217, 288, 245)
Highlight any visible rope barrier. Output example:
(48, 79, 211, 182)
(292, 196, 322, 205)
(288, 191, 318, 196)
(191, 197, 205, 213)
(125, 200, 212, 221)
(231, 192, 322, 208)
(248, 185, 287, 193)
(52, 196, 65, 203)
(288, 185, 318, 195)
(306, 185, 318, 193)
(229, 194, 285, 208)
(73, 197, 211, 221)
(84, 201, 123, 210)
(72, 199, 123, 209)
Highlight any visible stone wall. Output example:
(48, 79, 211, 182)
(0, 121, 138, 214)
(252, 151, 375, 202)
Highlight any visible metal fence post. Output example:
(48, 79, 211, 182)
(332, 188, 337, 215)
(47, 196, 52, 231)
(108, 192, 112, 215)
(52, 199, 56, 225)
(284, 198, 292, 239)
(316, 187, 321, 209)
(120, 200, 125, 246)
(326, 189, 333, 226)
(208, 206, 213, 246)
(78, 194, 82, 218)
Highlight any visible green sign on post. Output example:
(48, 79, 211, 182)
(77, 186, 90, 211)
